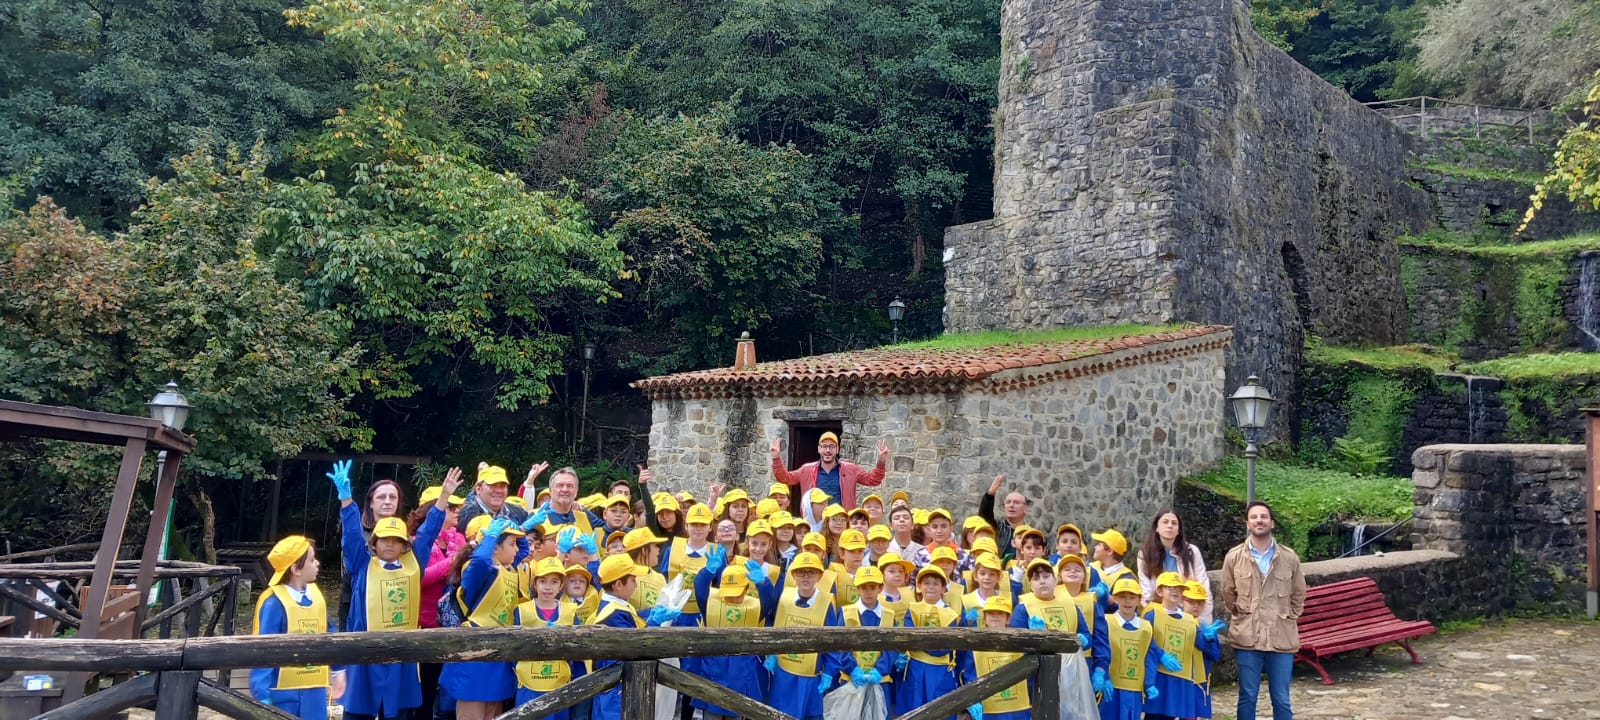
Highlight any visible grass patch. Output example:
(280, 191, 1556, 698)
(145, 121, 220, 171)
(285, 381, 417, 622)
(1464, 352, 1600, 381)
(1305, 341, 1459, 373)
(1184, 458, 1412, 556)
(1438, 616, 1489, 634)
(1400, 232, 1600, 258)
(1411, 160, 1545, 186)
(894, 323, 1191, 351)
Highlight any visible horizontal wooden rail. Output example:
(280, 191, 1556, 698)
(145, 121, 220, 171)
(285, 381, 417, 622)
(0, 560, 239, 580)
(0, 626, 1080, 672)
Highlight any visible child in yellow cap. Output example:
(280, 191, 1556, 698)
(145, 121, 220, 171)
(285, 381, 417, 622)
(1142, 571, 1222, 720)
(961, 554, 1011, 626)
(589, 555, 683, 720)
(865, 524, 893, 566)
(1176, 581, 1222, 719)
(335, 462, 463, 720)
(439, 513, 530, 720)
(1095, 577, 1184, 720)
(1006, 526, 1051, 597)
(510, 558, 586, 716)
(691, 550, 774, 718)
(859, 493, 887, 526)
(875, 552, 914, 621)
(251, 533, 337, 720)
(958, 595, 1031, 720)
(898, 564, 962, 717)
(830, 529, 870, 606)
(767, 482, 793, 512)
(561, 564, 599, 622)
(765, 552, 854, 720)
(841, 565, 896, 712)
(1092, 528, 1135, 613)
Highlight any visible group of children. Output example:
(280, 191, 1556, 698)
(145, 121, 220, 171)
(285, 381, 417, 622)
(252, 463, 1225, 720)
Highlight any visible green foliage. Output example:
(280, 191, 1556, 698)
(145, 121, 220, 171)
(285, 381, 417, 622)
(1466, 352, 1600, 380)
(1250, 0, 1319, 52)
(1415, 0, 1600, 108)
(1527, 72, 1600, 234)
(1410, 161, 1546, 187)
(1330, 436, 1393, 476)
(1253, 0, 1434, 101)
(1343, 375, 1418, 461)
(1185, 457, 1413, 555)
(1463, 352, 1600, 441)
(1304, 340, 1458, 372)
(0, 0, 345, 226)
(897, 324, 1189, 350)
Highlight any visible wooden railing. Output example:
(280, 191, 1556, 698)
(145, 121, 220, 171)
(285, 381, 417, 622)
(1364, 96, 1556, 142)
(0, 626, 1081, 720)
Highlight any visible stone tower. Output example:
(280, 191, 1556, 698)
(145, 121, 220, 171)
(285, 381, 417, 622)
(944, 0, 1433, 423)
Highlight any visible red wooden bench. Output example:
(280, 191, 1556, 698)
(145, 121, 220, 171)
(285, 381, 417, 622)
(1294, 577, 1436, 685)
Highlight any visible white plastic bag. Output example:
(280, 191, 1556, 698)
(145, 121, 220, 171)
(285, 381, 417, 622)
(822, 682, 888, 720)
(1057, 652, 1100, 720)
(656, 657, 681, 720)
(655, 573, 691, 612)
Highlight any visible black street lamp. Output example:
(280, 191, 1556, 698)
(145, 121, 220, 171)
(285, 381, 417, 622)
(579, 343, 596, 456)
(1229, 374, 1276, 503)
(887, 296, 906, 343)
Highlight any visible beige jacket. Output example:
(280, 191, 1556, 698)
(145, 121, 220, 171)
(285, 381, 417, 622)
(1219, 539, 1307, 652)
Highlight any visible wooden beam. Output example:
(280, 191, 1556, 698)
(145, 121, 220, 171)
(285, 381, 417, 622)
(141, 580, 225, 634)
(135, 451, 183, 632)
(80, 437, 146, 642)
(897, 654, 1040, 720)
(1033, 653, 1062, 720)
(195, 678, 300, 720)
(27, 578, 84, 619)
(34, 673, 156, 720)
(656, 661, 794, 720)
(155, 671, 201, 720)
(493, 665, 620, 720)
(0, 627, 1079, 672)
(0, 582, 80, 628)
(621, 661, 656, 719)
(0, 542, 105, 563)
(771, 408, 849, 422)
(288, 452, 432, 466)
(0, 561, 240, 580)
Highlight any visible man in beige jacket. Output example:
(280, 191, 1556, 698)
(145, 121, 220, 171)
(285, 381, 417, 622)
(1220, 500, 1306, 720)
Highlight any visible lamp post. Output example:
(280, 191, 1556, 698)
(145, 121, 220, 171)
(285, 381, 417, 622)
(887, 296, 906, 343)
(146, 381, 190, 604)
(578, 342, 596, 456)
(1229, 374, 1276, 504)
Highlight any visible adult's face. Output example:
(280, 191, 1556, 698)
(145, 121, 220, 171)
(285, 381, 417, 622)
(1247, 505, 1275, 538)
(477, 482, 507, 511)
(772, 493, 790, 510)
(550, 471, 579, 508)
(370, 483, 400, 520)
(818, 440, 839, 464)
(1002, 492, 1028, 522)
(1157, 512, 1181, 543)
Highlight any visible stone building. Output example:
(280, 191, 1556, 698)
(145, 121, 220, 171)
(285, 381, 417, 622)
(634, 326, 1231, 533)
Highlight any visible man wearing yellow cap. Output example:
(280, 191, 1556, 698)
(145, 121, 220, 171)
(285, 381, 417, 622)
(770, 432, 890, 512)
(457, 464, 530, 534)
(252, 534, 339, 720)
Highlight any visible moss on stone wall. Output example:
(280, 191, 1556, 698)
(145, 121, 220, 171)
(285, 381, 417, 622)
(1299, 340, 1455, 472)
(1464, 353, 1600, 442)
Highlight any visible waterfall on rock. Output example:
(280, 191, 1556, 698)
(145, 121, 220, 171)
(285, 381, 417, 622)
(1580, 253, 1600, 350)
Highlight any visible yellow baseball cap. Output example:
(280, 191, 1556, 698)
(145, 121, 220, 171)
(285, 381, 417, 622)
(533, 557, 566, 578)
(467, 514, 525, 542)
(579, 493, 607, 508)
(963, 516, 993, 533)
(372, 517, 410, 542)
(1092, 529, 1129, 556)
(848, 507, 870, 523)
(867, 525, 892, 542)
(767, 482, 791, 498)
(719, 566, 750, 599)
(1056, 553, 1087, 572)
(654, 492, 681, 512)
(601, 494, 631, 510)
(1056, 523, 1083, 539)
(930, 546, 959, 565)
(853, 566, 885, 587)
(770, 511, 795, 527)
(536, 488, 551, 505)
(677, 491, 696, 504)
(807, 488, 831, 504)
(723, 488, 750, 505)
(1111, 577, 1142, 596)
(478, 465, 509, 485)
(819, 431, 840, 445)
(876, 552, 915, 577)
(983, 595, 1014, 615)
(1183, 580, 1209, 601)
(419, 486, 465, 507)
(802, 531, 828, 552)
(267, 535, 313, 585)
(604, 530, 627, 548)
(747, 519, 775, 538)
(1024, 558, 1056, 576)
(926, 508, 953, 523)
(505, 496, 528, 509)
(686, 504, 714, 524)
(970, 537, 999, 557)
(756, 498, 781, 518)
(975, 554, 1003, 573)
(623, 527, 667, 552)
(917, 564, 948, 582)
(838, 529, 867, 551)
(860, 493, 884, 507)
(598, 554, 648, 584)
(1157, 571, 1185, 589)
(1016, 526, 1046, 544)
(790, 552, 825, 573)
(889, 490, 910, 506)
(912, 509, 930, 525)
(823, 504, 847, 520)
(564, 564, 592, 583)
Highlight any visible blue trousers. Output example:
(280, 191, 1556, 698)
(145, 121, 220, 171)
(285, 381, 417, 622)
(1235, 649, 1293, 720)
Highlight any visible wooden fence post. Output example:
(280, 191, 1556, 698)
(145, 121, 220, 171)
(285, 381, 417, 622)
(1419, 96, 1428, 139)
(155, 671, 201, 720)
(622, 661, 657, 718)
(1034, 653, 1062, 720)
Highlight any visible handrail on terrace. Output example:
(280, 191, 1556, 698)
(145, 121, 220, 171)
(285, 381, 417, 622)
(0, 626, 1083, 720)
(1362, 95, 1557, 142)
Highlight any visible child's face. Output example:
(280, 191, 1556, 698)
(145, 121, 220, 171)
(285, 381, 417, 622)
(864, 501, 883, 523)
(1029, 571, 1055, 598)
(1094, 541, 1113, 564)
(828, 516, 847, 534)
(1181, 597, 1205, 616)
(715, 521, 739, 543)
(535, 535, 558, 559)
(933, 559, 957, 578)
(566, 546, 591, 566)
(607, 539, 626, 554)
(1057, 532, 1082, 557)
(1059, 563, 1085, 589)
(748, 535, 771, 560)
(604, 505, 629, 528)
(535, 575, 563, 600)
(975, 566, 1000, 591)
(793, 568, 821, 594)
(869, 538, 889, 556)
(610, 576, 637, 601)
(1114, 592, 1141, 615)
(849, 516, 870, 532)
(882, 564, 906, 588)
(841, 548, 865, 568)
(983, 611, 1008, 628)
(918, 576, 946, 603)
(657, 510, 678, 530)
(1161, 585, 1183, 607)
(687, 522, 710, 542)
(1020, 538, 1046, 561)
(729, 501, 750, 522)
(891, 510, 913, 533)
(857, 582, 882, 606)
(639, 544, 661, 568)
(565, 575, 589, 598)
(493, 535, 518, 565)
(810, 502, 827, 518)
(374, 537, 407, 563)
(928, 518, 952, 543)
(776, 526, 795, 543)
(292, 549, 320, 584)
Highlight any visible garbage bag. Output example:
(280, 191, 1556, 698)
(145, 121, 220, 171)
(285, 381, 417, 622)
(656, 573, 691, 612)
(822, 682, 888, 720)
(656, 657, 681, 720)
(1058, 652, 1100, 720)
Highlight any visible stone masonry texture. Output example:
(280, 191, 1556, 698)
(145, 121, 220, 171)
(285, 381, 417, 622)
(646, 343, 1226, 536)
(945, 0, 1435, 432)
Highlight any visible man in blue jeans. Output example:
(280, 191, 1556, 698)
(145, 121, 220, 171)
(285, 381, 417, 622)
(1219, 500, 1306, 720)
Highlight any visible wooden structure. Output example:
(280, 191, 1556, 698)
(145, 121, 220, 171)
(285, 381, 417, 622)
(1586, 409, 1599, 619)
(0, 626, 1080, 720)
(0, 400, 196, 699)
(1293, 577, 1436, 685)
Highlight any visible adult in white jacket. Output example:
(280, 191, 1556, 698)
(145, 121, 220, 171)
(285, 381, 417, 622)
(1135, 509, 1212, 622)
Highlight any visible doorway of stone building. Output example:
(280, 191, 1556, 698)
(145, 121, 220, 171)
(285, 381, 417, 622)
(787, 422, 844, 469)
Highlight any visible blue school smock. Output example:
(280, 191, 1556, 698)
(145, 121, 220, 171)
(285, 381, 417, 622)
(339, 504, 445, 718)
(955, 651, 1030, 720)
(1097, 615, 1165, 720)
(590, 596, 674, 720)
(250, 591, 336, 720)
(511, 603, 586, 720)
(1141, 610, 1222, 719)
(770, 596, 852, 720)
(438, 532, 530, 703)
(896, 605, 960, 720)
(690, 567, 777, 716)
(845, 600, 898, 713)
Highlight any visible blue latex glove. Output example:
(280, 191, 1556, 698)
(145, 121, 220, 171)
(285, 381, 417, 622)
(1092, 667, 1110, 696)
(1146, 685, 1160, 700)
(647, 606, 681, 625)
(763, 655, 777, 673)
(521, 506, 550, 531)
(1027, 615, 1047, 630)
(577, 533, 598, 555)
(1200, 619, 1228, 641)
(327, 459, 353, 501)
(260, 697, 273, 707)
(484, 517, 512, 541)
(963, 607, 979, 625)
(1159, 653, 1184, 673)
(557, 526, 578, 553)
(894, 653, 909, 672)
(866, 669, 883, 685)
(745, 559, 765, 584)
(705, 545, 728, 577)
(850, 667, 869, 687)
(1077, 632, 1090, 650)
(968, 702, 984, 720)
(1092, 582, 1109, 603)
(817, 674, 834, 695)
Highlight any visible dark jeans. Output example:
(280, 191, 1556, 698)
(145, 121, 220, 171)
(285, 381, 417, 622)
(417, 662, 444, 720)
(1235, 648, 1294, 720)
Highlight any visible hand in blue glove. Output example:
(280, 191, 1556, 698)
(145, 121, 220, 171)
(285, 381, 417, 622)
(865, 669, 882, 685)
(817, 674, 833, 695)
(522, 506, 550, 531)
(1027, 615, 1047, 630)
(763, 655, 778, 673)
(327, 459, 354, 501)
(260, 697, 273, 707)
(1159, 652, 1184, 673)
(647, 606, 681, 626)
(963, 607, 979, 625)
(1092, 582, 1109, 603)
(484, 517, 512, 541)
(1145, 685, 1160, 700)
(705, 545, 727, 576)
(577, 533, 598, 555)
(850, 667, 869, 687)
(745, 559, 765, 584)
(1077, 632, 1090, 650)
(968, 702, 984, 720)
(1092, 667, 1111, 696)
(1200, 619, 1228, 641)
(557, 526, 578, 553)
(894, 653, 909, 672)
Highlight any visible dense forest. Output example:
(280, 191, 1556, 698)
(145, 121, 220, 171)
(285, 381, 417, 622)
(2, 0, 1599, 547)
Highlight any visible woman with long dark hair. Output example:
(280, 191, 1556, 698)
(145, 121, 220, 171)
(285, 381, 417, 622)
(339, 477, 408, 630)
(1136, 509, 1212, 621)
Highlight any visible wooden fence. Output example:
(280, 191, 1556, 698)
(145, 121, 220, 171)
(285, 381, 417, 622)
(0, 626, 1081, 720)
(1364, 96, 1555, 142)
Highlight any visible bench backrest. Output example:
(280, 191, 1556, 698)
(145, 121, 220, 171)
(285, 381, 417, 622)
(1298, 577, 1396, 632)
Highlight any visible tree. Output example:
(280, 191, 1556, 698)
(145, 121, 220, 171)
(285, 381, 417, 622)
(1525, 72, 1600, 232)
(1415, 0, 1600, 107)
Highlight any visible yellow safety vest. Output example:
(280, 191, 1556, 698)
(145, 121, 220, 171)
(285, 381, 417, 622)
(973, 649, 1032, 714)
(1106, 614, 1154, 692)
(1151, 609, 1205, 684)
(831, 563, 862, 606)
(881, 592, 908, 623)
(774, 588, 832, 677)
(462, 564, 521, 628)
(566, 587, 600, 624)
(906, 601, 959, 665)
(1019, 592, 1080, 633)
(962, 589, 1005, 621)
(635, 569, 667, 610)
(514, 601, 577, 691)
(1067, 589, 1098, 657)
(363, 553, 421, 631)
(842, 602, 898, 681)
(255, 584, 330, 690)
(704, 592, 763, 629)
(668, 539, 711, 615)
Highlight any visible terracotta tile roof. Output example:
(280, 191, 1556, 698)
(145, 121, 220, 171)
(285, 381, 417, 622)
(633, 325, 1233, 400)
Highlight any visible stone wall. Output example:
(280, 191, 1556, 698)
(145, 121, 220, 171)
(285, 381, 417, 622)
(646, 344, 1227, 535)
(1402, 245, 1600, 359)
(1411, 443, 1589, 610)
(946, 0, 1434, 435)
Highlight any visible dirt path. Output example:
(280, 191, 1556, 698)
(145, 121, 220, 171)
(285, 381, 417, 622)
(1214, 618, 1600, 720)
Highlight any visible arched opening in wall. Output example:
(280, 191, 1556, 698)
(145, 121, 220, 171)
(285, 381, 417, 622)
(1281, 242, 1312, 329)
(1281, 241, 1311, 447)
